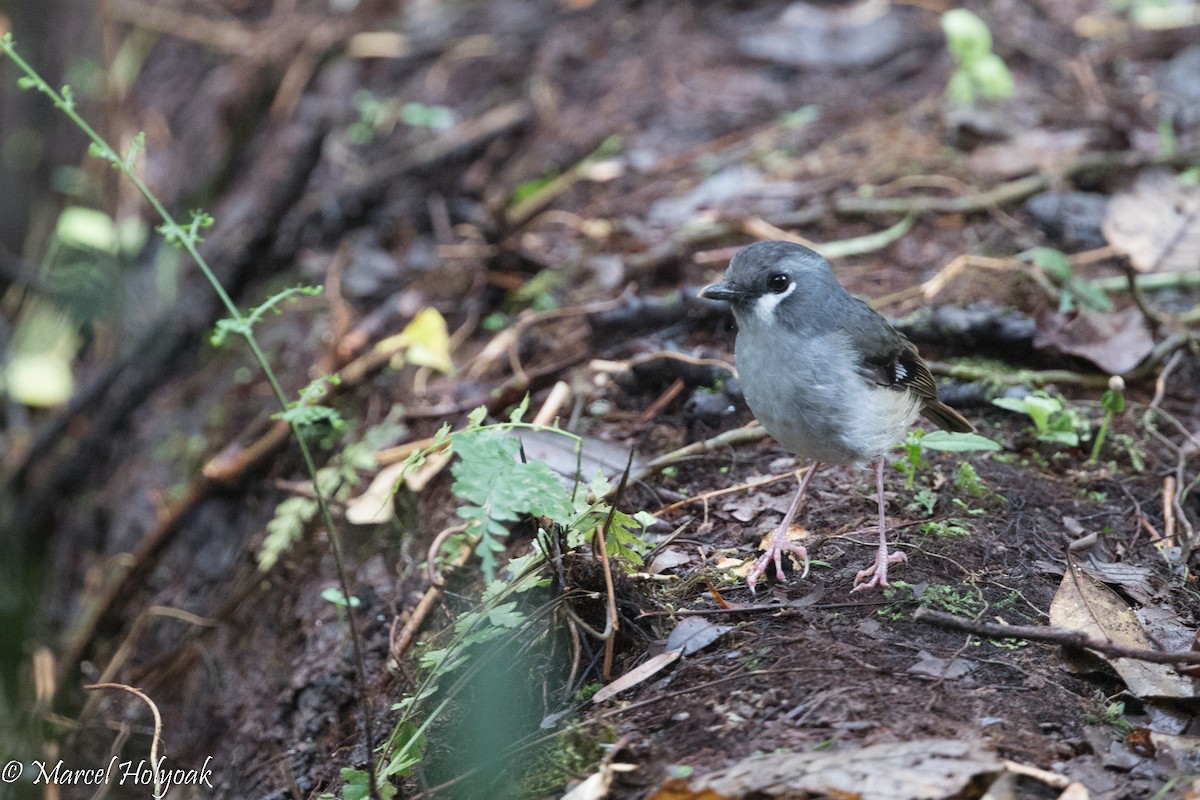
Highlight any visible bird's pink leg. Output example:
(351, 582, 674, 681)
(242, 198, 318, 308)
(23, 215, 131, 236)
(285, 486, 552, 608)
(746, 463, 819, 594)
(852, 457, 906, 592)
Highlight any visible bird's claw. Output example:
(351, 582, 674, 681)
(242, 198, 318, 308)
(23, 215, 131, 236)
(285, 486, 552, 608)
(850, 548, 906, 593)
(746, 536, 810, 595)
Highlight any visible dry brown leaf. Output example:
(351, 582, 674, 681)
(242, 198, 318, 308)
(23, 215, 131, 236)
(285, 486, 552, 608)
(1033, 307, 1155, 375)
(968, 129, 1091, 180)
(647, 548, 692, 574)
(1102, 171, 1200, 273)
(1048, 565, 1193, 699)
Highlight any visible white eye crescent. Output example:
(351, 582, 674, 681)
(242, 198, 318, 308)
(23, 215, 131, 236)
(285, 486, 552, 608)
(754, 281, 797, 322)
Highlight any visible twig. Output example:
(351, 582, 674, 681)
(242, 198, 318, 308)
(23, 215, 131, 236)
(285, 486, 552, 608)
(630, 423, 770, 485)
(636, 377, 686, 425)
(833, 148, 1200, 217)
(912, 608, 1200, 665)
(79, 607, 215, 723)
(870, 254, 1017, 309)
(83, 683, 165, 798)
(653, 469, 803, 518)
(932, 363, 1110, 388)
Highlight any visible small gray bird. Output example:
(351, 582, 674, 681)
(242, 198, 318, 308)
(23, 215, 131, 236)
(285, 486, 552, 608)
(701, 241, 973, 593)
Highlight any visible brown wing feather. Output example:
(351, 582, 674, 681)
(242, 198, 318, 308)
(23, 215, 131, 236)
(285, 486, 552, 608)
(859, 336, 974, 433)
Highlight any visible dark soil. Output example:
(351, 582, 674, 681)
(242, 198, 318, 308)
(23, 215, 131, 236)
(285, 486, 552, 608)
(2, 1, 1198, 799)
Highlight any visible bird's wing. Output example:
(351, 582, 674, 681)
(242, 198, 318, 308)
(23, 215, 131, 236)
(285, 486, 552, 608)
(846, 299, 939, 402)
(858, 337, 941, 402)
(847, 298, 975, 433)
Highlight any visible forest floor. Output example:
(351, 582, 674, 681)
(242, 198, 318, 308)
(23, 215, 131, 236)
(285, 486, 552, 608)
(4, 1, 1200, 799)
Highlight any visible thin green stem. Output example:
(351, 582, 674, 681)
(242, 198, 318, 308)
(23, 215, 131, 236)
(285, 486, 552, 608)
(2, 34, 380, 797)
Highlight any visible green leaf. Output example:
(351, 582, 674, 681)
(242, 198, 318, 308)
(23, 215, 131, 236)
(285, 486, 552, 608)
(259, 496, 317, 571)
(320, 587, 361, 608)
(340, 769, 370, 800)
(1021, 394, 1062, 432)
(1101, 389, 1126, 414)
(992, 393, 1063, 433)
(1066, 277, 1112, 312)
(973, 53, 1014, 100)
(450, 428, 573, 575)
(942, 9, 993, 62)
(919, 430, 1002, 452)
(509, 393, 531, 423)
(383, 720, 426, 779)
(1022, 247, 1071, 281)
(991, 397, 1030, 415)
(56, 206, 118, 253)
(1038, 430, 1079, 447)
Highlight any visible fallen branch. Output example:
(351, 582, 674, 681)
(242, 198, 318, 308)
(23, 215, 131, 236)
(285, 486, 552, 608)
(912, 608, 1200, 666)
(833, 148, 1200, 217)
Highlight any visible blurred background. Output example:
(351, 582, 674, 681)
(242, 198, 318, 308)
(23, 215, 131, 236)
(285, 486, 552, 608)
(1, 0, 1199, 797)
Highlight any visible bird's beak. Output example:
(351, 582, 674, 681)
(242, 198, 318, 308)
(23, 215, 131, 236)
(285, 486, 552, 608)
(700, 280, 744, 303)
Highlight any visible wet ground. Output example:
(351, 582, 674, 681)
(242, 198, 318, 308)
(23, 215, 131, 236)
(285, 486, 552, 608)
(2, 1, 1200, 798)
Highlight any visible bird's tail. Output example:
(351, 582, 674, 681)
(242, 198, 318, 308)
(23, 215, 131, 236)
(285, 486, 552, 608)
(921, 400, 974, 433)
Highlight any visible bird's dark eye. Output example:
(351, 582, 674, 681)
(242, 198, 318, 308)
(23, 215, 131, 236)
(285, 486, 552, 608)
(767, 274, 790, 294)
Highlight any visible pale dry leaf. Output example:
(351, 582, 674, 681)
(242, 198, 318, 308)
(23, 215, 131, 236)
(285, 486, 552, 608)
(517, 429, 642, 486)
(665, 616, 732, 655)
(1048, 565, 1193, 699)
(344, 461, 406, 525)
(1147, 732, 1200, 773)
(344, 449, 452, 524)
(592, 649, 681, 704)
(1057, 782, 1091, 800)
(1102, 171, 1200, 273)
(647, 547, 692, 574)
(907, 650, 975, 680)
(560, 771, 610, 800)
(668, 738, 1002, 800)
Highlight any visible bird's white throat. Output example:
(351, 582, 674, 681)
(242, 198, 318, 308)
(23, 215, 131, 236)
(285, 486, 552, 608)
(754, 282, 797, 322)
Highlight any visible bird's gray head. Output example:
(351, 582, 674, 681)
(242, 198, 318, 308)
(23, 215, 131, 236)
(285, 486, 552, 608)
(700, 241, 843, 331)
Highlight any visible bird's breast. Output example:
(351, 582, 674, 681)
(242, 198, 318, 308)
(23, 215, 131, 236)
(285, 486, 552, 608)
(735, 330, 920, 464)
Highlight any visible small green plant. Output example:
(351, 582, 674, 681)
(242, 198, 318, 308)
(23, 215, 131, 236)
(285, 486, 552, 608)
(0, 36, 385, 789)
(780, 105, 820, 129)
(1021, 248, 1112, 313)
(953, 462, 988, 500)
(439, 402, 652, 576)
(992, 391, 1088, 447)
(941, 9, 1015, 105)
(1089, 376, 1126, 463)
(907, 487, 938, 518)
(895, 428, 1000, 491)
(259, 413, 403, 571)
(210, 284, 324, 346)
(364, 403, 654, 797)
(918, 519, 971, 539)
(519, 724, 617, 797)
(349, 90, 455, 145)
(878, 581, 915, 620)
(896, 430, 930, 490)
(1084, 696, 1135, 735)
(919, 584, 983, 617)
(321, 587, 362, 629)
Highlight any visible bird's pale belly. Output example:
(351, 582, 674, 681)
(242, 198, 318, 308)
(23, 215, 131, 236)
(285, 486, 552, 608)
(736, 333, 920, 465)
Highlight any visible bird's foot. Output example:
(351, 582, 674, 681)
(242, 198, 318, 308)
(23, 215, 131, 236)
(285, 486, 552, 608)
(850, 546, 906, 593)
(746, 528, 809, 595)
